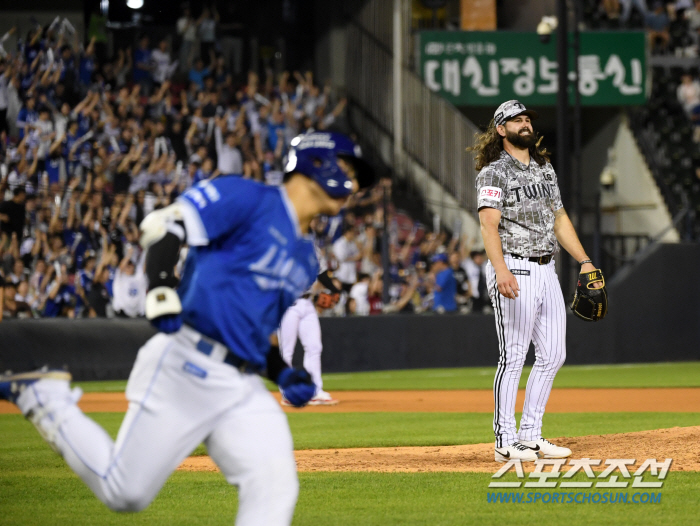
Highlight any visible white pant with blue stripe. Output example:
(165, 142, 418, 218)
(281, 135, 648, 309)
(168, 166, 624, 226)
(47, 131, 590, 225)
(279, 297, 323, 391)
(16, 329, 298, 525)
(486, 255, 567, 448)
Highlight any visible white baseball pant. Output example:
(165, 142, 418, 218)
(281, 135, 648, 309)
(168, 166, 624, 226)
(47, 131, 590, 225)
(278, 297, 324, 390)
(16, 328, 298, 526)
(486, 255, 567, 448)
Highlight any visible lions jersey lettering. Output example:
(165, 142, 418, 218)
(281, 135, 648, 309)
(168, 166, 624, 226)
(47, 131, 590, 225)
(249, 245, 312, 297)
(177, 177, 318, 368)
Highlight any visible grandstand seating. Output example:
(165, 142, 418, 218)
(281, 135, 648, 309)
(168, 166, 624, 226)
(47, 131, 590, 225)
(580, 2, 699, 240)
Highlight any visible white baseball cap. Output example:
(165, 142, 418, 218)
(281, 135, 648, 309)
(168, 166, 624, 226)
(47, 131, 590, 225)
(493, 100, 538, 127)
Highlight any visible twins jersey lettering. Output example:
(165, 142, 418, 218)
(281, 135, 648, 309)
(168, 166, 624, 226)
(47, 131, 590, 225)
(476, 150, 563, 257)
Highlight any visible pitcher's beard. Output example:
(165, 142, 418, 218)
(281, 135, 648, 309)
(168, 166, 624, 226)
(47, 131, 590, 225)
(506, 129, 537, 149)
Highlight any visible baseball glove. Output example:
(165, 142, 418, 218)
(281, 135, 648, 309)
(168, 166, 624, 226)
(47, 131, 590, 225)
(570, 269, 608, 322)
(315, 291, 340, 310)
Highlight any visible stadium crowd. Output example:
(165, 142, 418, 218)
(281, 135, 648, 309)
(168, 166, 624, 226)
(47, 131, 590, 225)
(0, 14, 489, 321)
(594, 0, 700, 55)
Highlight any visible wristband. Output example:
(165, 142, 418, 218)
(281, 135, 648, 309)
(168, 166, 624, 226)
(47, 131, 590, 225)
(579, 259, 592, 265)
(265, 344, 287, 384)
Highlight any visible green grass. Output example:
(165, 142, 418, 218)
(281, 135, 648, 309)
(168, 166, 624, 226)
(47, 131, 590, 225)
(296, 472, 699, 526)
(75, 380, 130, 392)
(0, 469, 238, 526)
(74, 362, 700, 393)
(0, 468, 697, 525)
(319, 362, 700, 390)
(4, 362, 699, 524)
(3, 412, 699, 455)
(287, 412, 700, 450)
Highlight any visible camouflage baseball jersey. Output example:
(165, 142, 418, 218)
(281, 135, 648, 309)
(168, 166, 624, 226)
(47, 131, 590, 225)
(475, 150, 563, 257)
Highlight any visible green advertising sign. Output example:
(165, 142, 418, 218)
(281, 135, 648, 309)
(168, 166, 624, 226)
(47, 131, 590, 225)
(418, 31, 647, 106)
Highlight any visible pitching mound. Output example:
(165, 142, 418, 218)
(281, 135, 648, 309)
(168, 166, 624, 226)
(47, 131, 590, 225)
(178, 426, 700, 473)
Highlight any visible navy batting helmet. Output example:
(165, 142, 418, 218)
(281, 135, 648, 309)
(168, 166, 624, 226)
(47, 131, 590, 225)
(285, 132, 376, 198)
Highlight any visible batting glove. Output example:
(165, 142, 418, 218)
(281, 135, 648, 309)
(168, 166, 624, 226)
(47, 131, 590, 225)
(150, 314, 183, 334)
(277, 368, 316, 408)
(146, 286, 183, 334)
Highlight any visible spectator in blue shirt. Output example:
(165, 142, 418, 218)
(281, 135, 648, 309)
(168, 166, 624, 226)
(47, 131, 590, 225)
(188, 57, 212, 90)
(59, 44, 77, 92)
(621, 0, 648, 26)
(133, 35, 153, 95)
(193, 157, 214, 184)
(18, 63, 35, 95)
(16, 96, 38, 139)
(41, 264, 77, 318)
(75, 253, 96, 317)
(430, 253, 457, 314)
(79, 37, 97, 92)
(646, 2, 670, 53)
(267, 110, 286, 152)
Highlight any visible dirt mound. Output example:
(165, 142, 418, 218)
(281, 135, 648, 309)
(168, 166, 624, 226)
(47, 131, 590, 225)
(178, 426, 700, 473)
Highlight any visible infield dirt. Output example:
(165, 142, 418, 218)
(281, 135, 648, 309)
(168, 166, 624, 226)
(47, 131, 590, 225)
(2, 388, 699, 414)
(179, 425, 700, 473)
(2, 389, 698, 472)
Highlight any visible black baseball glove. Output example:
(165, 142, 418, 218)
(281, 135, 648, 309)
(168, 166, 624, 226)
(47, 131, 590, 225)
(570, 269, 608, 322)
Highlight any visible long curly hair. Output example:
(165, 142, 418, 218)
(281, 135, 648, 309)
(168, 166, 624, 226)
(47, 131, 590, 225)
(467, 119, 551, 171)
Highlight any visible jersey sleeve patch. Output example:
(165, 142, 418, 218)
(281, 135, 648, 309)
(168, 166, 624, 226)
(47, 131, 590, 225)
(177, 178, 261, 244)
(177, 197, 209, 246)
(479, 186, 503, 201)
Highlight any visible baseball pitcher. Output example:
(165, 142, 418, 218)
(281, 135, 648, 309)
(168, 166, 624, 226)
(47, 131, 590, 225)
(470, 100, 606, 462)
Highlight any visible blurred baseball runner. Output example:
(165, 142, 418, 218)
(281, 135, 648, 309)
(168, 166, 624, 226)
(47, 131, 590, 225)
(470, 100, 604, 463)
(0, 132, 374, 525)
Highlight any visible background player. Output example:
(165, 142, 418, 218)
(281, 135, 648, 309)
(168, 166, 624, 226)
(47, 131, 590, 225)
(0, 132, 375, 525)
(470, 100, 602, 462)
(278, 259, 342, 406)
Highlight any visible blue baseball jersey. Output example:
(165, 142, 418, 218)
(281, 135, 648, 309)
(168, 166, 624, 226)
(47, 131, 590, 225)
(45, 156, 62, 185)
(177, 177, 318, 369)
(77, 113, 92, 137)
(433, 267, 457, 313)
(79, 53, 95, 86)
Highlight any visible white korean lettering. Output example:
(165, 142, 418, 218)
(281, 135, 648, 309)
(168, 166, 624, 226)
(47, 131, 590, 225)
(537, 57, 558, 94)
(559, 458, 601, 488)
(424, 61, 441, 91)
(514, 57, 536, 96)
(524, 459, 567, 488)
(443, 60, 461, 96)
(632, 458, 672, 488)
(596, 459, 635, 488)
(463, 58, 500, 95)
(578, 55, 605, 96)
(425, 42, 444, 56)
(488, 459, 524, 488)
